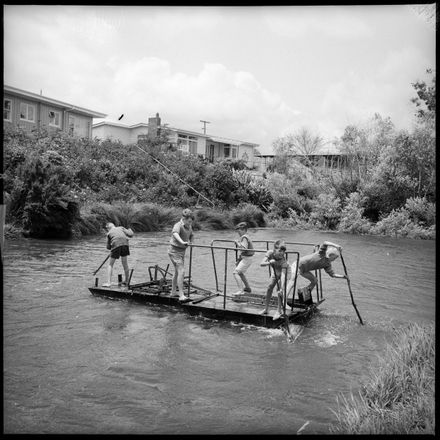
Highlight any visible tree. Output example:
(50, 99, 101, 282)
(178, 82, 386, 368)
(272, 126, 324, 175)
(411, 68, 436, 121)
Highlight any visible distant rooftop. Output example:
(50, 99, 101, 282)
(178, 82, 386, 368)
(4, 85, 107, 118)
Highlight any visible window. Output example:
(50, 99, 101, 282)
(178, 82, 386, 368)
(177, 134, 198, 154)
(223, 145, 237, 159)
(3, 99, 12, 121)
(49, 110, 61, 127)
(68, 115, 75, 134)
(20, 102, 35, 122)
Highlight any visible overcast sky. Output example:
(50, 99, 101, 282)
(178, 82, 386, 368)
(4, 4, 436, 153)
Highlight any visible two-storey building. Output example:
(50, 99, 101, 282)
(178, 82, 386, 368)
(4, 85, 107, 138)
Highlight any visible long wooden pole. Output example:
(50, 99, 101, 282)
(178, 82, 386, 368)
(93, 253, 110, 276)
(339, 252, 364, 325)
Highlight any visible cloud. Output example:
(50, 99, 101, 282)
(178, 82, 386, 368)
(319, 44, 433, 137)
(100, 58, 300, 148)
(263, 6, 371, 39)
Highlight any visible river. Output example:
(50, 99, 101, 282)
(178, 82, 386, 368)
(3, 229, 435, 434)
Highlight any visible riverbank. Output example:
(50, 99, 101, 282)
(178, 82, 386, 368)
(4, 201, 435, 241)
(330, 322, 435, 434)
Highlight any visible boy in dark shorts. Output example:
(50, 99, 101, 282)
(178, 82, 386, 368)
(103, 222, 134, 287)
(260, 239, 291, 320)
(285, 241, 347, 303)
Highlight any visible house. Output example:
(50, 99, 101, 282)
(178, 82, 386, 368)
(92, 113, 258, 168)
(255, 143, 347, 173)
(3, 85, 107, 138)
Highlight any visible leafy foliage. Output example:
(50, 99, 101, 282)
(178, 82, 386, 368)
(2, 71, 435, 240)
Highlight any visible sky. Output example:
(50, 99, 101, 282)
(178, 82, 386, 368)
(3, 4, 436, 154)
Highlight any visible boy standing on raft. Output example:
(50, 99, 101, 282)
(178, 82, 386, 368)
(168, 209, 195, 302)
(260, 239, 290, 320)
(103, 222, 134, 287)
(232, 222, 255, 298)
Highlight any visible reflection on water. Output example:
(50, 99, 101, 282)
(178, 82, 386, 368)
(3, 229, 435, 434)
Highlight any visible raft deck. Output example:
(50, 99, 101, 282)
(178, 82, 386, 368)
(89, 279, 324, 328)
(89, 240, 326, 329)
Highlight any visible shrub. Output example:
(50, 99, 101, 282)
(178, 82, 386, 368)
(404, 197, 436, 227)
(338, 192, 372, 234)
(371, 207, 436, 239)
(309, 193, 342, 230)
(194, 208, 232, 230)
(230, 203, 266, 228)
(231, 169, 273, 212)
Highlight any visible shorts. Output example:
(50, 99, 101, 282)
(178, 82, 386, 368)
(111, 245, 130, 259)
(168, 252, 185, 267)
(271, 266, 291, 283)
(234, 255, 253, 274)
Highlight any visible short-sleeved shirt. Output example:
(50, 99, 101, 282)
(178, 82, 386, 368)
(168, 220, 193, 255)
(298, 243, 335, 276)
(265, 249, 288, 274)
(106, 227, 133, 250)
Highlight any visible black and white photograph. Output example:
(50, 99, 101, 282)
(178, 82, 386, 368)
(3, 4, 436, 435)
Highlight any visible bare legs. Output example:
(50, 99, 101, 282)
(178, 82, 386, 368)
(233, 270, 251, 292)
(169, 253, 187, 301)
(103, 256, 129, 287)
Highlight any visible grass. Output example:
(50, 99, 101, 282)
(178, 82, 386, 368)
(330, 322, 435, 434)
(71, 201, 266, 236)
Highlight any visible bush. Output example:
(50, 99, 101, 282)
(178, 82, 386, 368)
(231, 169, 273, 212)
(371, 206, 436, 239)
(266, 172, 312, 218)
(230, 203, 267, 228)
(338, 192, 372, 234)
(404, 197, 436, 227)
(309, 193, 342, 230)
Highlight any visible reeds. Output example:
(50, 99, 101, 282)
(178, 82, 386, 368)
(330, 322, 435, 434)
(74, 202, 266, 236)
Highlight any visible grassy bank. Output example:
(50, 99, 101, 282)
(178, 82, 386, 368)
(4, 199, 436, 240)
(71, 202, 267, 238)
(330, 322, 435, 434)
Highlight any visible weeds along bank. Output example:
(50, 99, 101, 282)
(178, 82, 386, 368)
(2, 122, 435, 240)
(330, 323, 435, 435)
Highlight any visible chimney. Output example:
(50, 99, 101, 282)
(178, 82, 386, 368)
(148, 112, 161, 138)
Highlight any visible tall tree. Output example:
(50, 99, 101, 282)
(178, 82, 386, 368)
(272, 126, 323, 175)
(411, 68, 436, 122)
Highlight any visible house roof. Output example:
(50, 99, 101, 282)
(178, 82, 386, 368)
(255, 144, 342, 157)
(167, 126, 210, 138)
(93, 120, 149, 129)
(208, 136, 258, 147)
(4, 85, 107, 118)
(92, 119, 258, 147)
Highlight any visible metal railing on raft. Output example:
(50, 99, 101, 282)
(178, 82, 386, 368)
(203, 239, 323, 312)
(146, 240, 324, 313)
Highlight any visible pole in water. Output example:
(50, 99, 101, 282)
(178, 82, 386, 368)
(93, 253, 110, 275)
(339, 252, 364, 325)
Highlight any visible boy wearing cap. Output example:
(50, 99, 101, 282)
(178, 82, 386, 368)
(285, 241, 348, 303)
(232, 222, 255, 298)
(168, 209, 195, 301)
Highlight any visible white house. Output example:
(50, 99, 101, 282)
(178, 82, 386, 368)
(92, 113, 258, 168)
